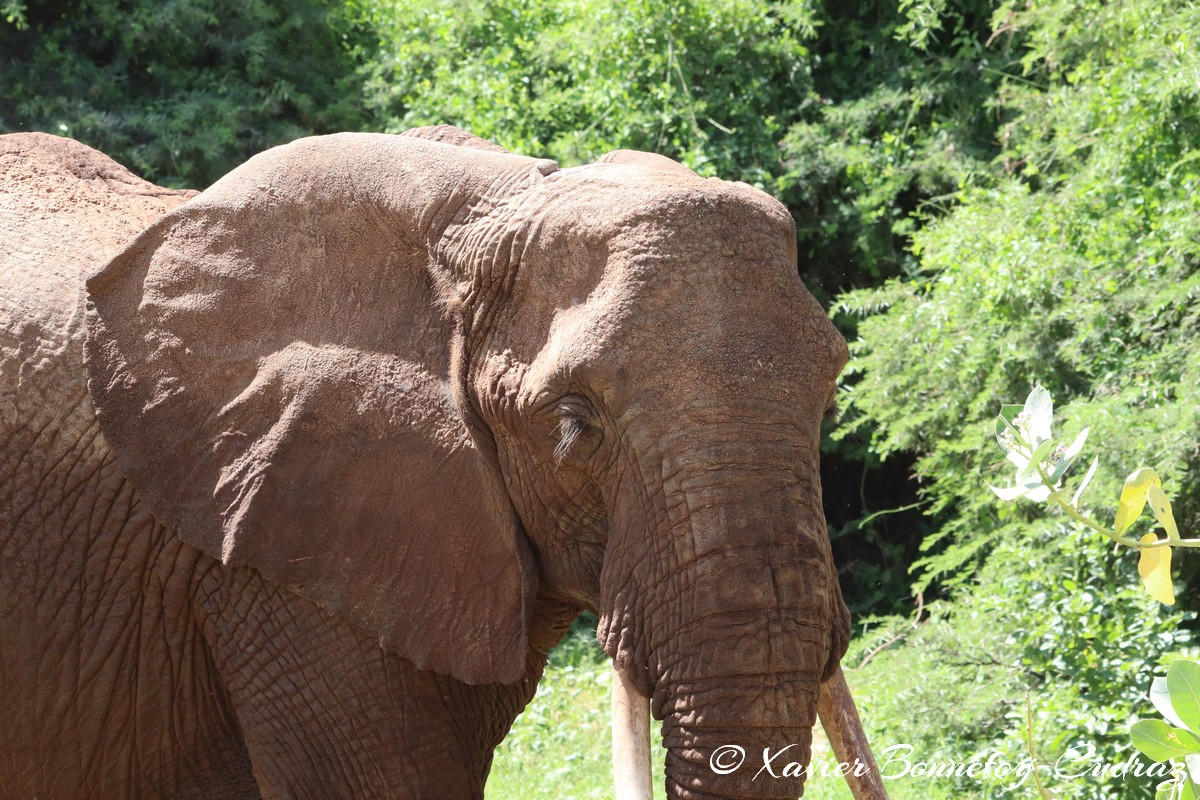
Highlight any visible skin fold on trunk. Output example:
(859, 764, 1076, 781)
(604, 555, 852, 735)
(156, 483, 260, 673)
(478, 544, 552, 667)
(659, 481, 828, 799)
(604, 442, 882, 800)
(612, 666, 888, 800)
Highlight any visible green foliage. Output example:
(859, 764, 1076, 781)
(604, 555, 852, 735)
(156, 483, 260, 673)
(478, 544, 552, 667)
(850, 531, 1187, 799)
(835, 1, 1200, 796)
(2, 0, 26, 29)
(784, 0, 1006, 619)
(780, 0, 1001, 296)
(838, 0, 1200, 592)
(988, 385, 1188, 604)
(0, 0, 370, 186)
(1132, 660, 1200, 799)
(489, 618, 668, 800)
(349, 0, 816, 186)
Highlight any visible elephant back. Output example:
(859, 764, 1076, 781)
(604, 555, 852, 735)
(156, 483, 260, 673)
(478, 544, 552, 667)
(0, 132, 194, 600)
(0, 132, 194, 438)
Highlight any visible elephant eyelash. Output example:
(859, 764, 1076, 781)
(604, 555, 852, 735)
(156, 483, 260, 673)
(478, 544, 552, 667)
(822, 398, 841, 425)
(553, 415, 587, 464)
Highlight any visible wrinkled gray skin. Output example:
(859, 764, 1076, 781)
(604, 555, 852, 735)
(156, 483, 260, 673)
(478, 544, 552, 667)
(0, 128, 849, 800)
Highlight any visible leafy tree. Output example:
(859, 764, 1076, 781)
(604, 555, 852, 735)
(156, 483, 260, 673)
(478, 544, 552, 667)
(788, 0, 1007, 616)
(839, 0, 1200, 593)
(779, 0, 1001, 296)
(349, 0, 817, 185)
(0, 0, 370, 187)
(838, 2, 1200, 796)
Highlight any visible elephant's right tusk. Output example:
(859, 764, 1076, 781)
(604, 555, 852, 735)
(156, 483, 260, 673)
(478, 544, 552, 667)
(611, 663, 653, 800)
(818, 666, 890, 800)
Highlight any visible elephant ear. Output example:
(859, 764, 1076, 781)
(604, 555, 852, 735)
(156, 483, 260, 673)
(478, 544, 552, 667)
(85, 132, 554, 685)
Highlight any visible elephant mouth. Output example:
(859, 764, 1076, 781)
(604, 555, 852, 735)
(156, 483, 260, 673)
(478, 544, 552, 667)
(610, 665, 888, 800)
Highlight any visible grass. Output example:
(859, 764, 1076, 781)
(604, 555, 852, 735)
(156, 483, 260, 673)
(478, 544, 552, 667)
(487, 618, 669, 799)
(486, 617, 873, 800)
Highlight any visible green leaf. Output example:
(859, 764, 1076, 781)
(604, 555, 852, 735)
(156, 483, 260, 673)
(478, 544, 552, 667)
(1162, 778, 1198, 800)
(1116, 468, 1163, 537)
(1017, 438, 1055, 485)
(1153, 676, 1189, 729)
(996, 404, 1025, 446)
(1148, 483, 1181, 541)
(1139, 534, 1176, 606)
(1072, 455, 1100, 508)
(1132, 719, 1200, 761)
(1169, 662, 1200, 734)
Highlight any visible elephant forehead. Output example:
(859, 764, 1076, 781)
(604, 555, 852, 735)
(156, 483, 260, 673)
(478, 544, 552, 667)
(517, 174, 801, 318)
(562, 219, 829, 364)
(530, 252, 845, 418)
(501, 166, 846, 407)
(600, 292, 836, 391)
(540, 165, 794, 244)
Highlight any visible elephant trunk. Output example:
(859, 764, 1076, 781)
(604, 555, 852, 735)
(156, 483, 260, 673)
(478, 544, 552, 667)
(612, 668, 889, 800)
(604, 444, 847, 800)
(658, 676, 819, 800)
(652, 572, 827, 800)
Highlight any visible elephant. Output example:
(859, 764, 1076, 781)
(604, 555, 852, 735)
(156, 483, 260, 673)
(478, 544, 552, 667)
(0, 127, 886, 800)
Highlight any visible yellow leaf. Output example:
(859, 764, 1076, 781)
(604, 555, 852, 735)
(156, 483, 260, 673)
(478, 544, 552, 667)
(1115, 468, 1162, 537)
(1138, 533, 1176, 605)
(1147, 483, 1181, 541)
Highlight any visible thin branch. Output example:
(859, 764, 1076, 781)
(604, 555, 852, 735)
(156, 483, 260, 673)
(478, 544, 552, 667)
(853, 592, 928, 671)
(1025, 694, 1054, 800)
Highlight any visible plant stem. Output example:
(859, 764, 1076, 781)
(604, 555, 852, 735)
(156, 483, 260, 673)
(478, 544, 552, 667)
(1024, 694, 1054, 800)
(1035, 463, 1196, 549)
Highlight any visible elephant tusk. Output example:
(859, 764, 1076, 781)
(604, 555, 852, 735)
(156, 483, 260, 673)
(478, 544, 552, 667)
(611, 663, 653, 800)
(818, 666, 891, 800)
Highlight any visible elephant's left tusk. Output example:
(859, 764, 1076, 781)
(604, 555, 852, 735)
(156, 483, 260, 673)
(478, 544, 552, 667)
(818, 666, 890, 800)
(611, 663, 653, 800)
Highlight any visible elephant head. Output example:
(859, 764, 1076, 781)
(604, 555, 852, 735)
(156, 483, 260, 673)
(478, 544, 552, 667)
(84, 127, 876, 799)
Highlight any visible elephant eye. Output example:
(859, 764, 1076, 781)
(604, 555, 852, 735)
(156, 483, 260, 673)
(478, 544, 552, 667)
(822, 384, 841, 419)
(545, 394, 601, 464)
(554, 413, 588, 463)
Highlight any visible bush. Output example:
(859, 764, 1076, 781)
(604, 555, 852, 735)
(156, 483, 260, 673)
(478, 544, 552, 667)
(350, 0, 816, 182)
(0, 0, 370, 186)
(834, 1, 1200, 795)
(849, 532, 1188, 799)
(837, 0, 1200, 590)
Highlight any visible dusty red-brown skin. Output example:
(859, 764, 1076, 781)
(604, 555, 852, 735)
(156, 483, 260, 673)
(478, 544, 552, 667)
(1, 128, 850, 799)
